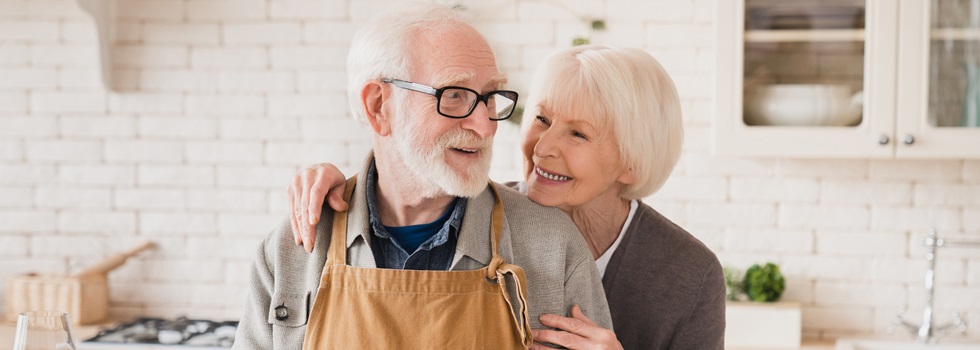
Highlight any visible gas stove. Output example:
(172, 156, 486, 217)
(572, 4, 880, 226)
(79, 317, 237, 349)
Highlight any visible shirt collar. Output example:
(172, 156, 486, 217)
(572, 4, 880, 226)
(362, 157, 467, 251)
(344, 152, 506, 267)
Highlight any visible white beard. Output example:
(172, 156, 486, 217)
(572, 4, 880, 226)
(388, 103, 493, 199)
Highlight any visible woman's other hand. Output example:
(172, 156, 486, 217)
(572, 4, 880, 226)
(530, 305, 623, 350)
(287, 163, 348, 253)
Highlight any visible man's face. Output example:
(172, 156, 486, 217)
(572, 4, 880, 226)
(387, 25, 505, 198)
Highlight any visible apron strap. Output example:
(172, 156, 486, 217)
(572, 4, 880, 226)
(486, 183, 532, 346)
(326, 176, 358, 266)
(485, 183, 505, 280)
(496, 262, 533, 347)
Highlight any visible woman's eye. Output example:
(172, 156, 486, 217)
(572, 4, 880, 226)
(535, 116, 550, 125)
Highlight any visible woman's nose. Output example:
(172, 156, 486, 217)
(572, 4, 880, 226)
(533, 128, 559, 158)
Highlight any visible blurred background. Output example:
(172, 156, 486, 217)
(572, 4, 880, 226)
(0, 0, 978, 345)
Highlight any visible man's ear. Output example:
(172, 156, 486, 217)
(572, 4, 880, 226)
(362, 81, 392, 136)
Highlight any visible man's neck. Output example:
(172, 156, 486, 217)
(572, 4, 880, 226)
(373, 154, 456, 227)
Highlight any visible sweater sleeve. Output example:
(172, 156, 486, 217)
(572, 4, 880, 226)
(232, 237, 275, 349)
(563, 253, 614, 330)
(670, 257, 727, 350)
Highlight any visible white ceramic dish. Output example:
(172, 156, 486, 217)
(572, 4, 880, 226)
(745, 84, 863, 126)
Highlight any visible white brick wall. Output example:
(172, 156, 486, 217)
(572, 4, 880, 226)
(117, 0, 184, 21)
(185, 94, 265, 116)
(814, 282, 907, 307)
(0, 117, 58, 137)
(1, 0, 978, 341)
(186, 0, 267, 21)
(225, 23, 304, 45)
(0, 21, 60, 42)
(57, 211, 137, 234)
(270, 0, 347, 20)
(1, 68, 58, 89)
(143, 24, 221, 45)
(31, 92, 107, 113)
(138, 117, 217, 139)
(116, 46, 189, 68)
(35, 187, 113, 209)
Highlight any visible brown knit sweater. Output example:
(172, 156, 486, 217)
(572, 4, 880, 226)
(602, 201, 726, 350)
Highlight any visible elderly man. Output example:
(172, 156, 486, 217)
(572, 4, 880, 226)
(233, 3, 610, 349)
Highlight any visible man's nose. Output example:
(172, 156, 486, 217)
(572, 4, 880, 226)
(460, 101, 497, 139)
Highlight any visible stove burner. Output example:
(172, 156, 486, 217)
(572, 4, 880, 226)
(125, 333, 160, 344)
(83, 316, 238, 348)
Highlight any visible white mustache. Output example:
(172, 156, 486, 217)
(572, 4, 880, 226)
(438, 131, 493, 151)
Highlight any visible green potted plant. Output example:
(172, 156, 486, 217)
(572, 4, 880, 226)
(723, 262, 800, 349)
(743, 262, 785, 302)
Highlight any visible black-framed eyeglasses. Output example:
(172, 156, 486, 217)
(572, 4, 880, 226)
(381, 79, 519, 121)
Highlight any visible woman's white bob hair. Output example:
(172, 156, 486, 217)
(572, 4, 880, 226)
(522, 45, 684, 199)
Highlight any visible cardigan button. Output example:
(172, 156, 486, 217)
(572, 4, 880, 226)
(275, 304, 289, 321)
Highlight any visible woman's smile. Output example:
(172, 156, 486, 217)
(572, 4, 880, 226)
(534, 166, 571, 182)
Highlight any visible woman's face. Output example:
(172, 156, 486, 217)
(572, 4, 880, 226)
(521, 103, 633, 212)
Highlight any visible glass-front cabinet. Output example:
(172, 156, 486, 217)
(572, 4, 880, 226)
(716, 0, 980, 158)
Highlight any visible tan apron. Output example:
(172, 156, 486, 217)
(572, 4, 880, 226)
(302, 177, 533, 349)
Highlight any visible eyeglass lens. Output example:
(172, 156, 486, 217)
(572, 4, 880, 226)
(439, 88, 516, 120)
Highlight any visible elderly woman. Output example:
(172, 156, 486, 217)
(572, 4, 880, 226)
(287, 45, 725, 349)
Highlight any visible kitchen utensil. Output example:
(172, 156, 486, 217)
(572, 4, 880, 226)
(744, 84, 863, 126)
(72, 241, 154, 278)
(12, 311, 79, 350)
(5, 274, 108, 325)
(5, 241, 155, 325)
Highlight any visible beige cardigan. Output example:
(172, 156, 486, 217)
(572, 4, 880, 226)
(232, 156, 611, 349)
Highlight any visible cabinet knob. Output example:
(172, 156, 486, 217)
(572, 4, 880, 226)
(878, 134, 890, 145)
(903, 134, 915, 145)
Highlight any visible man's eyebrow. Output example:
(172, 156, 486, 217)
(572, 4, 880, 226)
(435, 73, 474, 88)
(487, 73, 508, 89)
(434, 72, 509, 90)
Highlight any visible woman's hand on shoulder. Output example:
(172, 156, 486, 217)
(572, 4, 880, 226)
(287, 163, 348, 253)
(531, 305, 623, 350)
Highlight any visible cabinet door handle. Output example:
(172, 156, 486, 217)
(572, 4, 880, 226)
(878, 134, 890, 145)
(903, 134, 915, 145)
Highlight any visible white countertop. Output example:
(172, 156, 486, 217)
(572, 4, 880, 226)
(0, 319, 838, 350)
(0, 320, 104, 350)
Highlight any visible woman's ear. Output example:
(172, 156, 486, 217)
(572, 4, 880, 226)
(362, 81, 392, 136)
(617, 167, 636, 186)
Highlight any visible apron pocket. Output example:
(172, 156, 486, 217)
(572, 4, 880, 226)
(267, 291, 311, 328)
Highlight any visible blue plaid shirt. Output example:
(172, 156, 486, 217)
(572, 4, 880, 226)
(364, 160, 466, 270)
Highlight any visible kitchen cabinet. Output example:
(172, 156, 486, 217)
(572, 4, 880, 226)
(715, 0, 980, 158)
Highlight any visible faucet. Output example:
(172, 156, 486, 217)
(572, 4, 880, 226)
(890, 229, 973, 343)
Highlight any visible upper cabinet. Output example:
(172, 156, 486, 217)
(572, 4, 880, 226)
(715, 0, 980, 158)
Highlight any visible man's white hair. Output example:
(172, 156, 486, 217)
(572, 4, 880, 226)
(346, 3, 474, 124)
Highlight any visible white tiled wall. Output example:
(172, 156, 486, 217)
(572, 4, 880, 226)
(1, 0, 978, 341)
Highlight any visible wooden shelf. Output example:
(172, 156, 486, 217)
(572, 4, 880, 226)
(745, 29, 865, 42)
(76, 0, 115, 91)
(930, 28, 980, 40)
